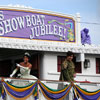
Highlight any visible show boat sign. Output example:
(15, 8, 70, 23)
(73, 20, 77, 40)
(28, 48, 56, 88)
(0, 9, 76, 43)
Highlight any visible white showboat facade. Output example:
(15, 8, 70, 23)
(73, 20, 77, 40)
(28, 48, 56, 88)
(0, 6, 100, 100)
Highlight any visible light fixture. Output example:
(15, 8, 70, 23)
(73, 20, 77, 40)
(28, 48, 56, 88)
(84, 59, 90, 68)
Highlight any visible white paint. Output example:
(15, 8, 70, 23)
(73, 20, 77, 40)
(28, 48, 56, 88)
(82, 55, 96, 75)
(76, 53, 85, 62)
(39, 53, 100, 83)
(40, 52, 57, 80)
(76, 13, 81, 45)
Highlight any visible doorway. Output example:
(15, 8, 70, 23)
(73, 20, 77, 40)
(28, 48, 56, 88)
(0, 48, 41, 78)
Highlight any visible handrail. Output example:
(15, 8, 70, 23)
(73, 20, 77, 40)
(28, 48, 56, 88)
(0, 77, 100, 84)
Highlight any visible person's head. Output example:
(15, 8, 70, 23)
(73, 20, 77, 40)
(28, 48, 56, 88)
(66, 51, 74, 61)
(83, 28, 89, 34)
(23, 52, 30, 63)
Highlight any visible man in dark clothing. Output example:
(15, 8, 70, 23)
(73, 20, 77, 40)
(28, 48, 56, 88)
(60, 51, 76, 82)
(59, 51, 76, 100)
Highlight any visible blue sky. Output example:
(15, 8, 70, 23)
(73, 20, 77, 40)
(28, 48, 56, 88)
(0, 0, 100, 45)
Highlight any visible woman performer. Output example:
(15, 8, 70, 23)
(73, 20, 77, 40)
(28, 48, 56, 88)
(10, 52, 37, 79)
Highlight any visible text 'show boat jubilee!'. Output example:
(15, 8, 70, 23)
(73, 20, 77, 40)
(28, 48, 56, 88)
(0, 9, 76, 42)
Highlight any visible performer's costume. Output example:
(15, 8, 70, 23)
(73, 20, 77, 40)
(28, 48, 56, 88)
(5, 64, 37, 100)
(17, 64, 37, 79)
(58, 60, 75, 100)
(60, 59, 75, 81)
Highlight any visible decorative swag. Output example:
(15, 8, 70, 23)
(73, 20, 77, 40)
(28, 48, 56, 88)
(0, 80, 100, 100)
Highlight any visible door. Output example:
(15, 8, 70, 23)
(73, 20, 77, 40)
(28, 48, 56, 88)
(0, 60, 12, 77)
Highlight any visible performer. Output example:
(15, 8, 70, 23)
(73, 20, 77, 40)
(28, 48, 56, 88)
(59, 51, 76, 82)
(7, 52, 38, 100)
(10, 52, 37, 79)
(59, 51, 76, 100)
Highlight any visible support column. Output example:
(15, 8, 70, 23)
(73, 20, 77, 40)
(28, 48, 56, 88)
(76, 13, 81, 45)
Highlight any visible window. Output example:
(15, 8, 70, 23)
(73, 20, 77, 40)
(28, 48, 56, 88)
(57, 56, 82, 73)
(96, 58, 100, 74)
(58, 56, 66, 72)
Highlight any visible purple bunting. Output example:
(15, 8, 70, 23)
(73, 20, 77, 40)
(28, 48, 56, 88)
(76, 87, 100, 100)
(39, 83, 71, 99)
(3, 82, 36, 98)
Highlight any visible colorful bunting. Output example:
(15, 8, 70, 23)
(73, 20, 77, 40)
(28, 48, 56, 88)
(0, 80, 100, 100)
(1, 81, 38, 100)
(74, 85, 100, 100)
(39, 81, 72, 100)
